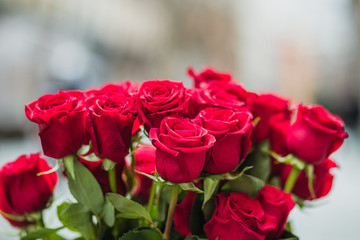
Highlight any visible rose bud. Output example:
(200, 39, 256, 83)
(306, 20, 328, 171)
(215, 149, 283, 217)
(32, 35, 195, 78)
(0, 153, 58, 227)
(87, 93, 137, 162)
(287, 105, 348, 164)
(133, 144, 156, 203)
(150, 117, 215, 183)
(138, 80, 190, 131)
(280, 158, 338, 200)
(193, 108, 253, 174)
(187, 66, 231, 88)
(78, 158, 127, 195)
(25, 90, 89, 159)
(248, 93, 292, 144)
(204, 186, 294, 240)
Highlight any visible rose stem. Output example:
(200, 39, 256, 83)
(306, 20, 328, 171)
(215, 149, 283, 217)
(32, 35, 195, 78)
(109, 167, 117, 193)
(147, 180, 157, 215)
(284, 165, 301, 193)
(163, 184, 179, 240)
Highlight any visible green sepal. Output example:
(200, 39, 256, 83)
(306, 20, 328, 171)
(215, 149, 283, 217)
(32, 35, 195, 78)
(221, 174, 265, 199)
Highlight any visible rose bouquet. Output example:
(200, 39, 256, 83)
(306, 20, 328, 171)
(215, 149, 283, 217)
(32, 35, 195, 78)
(0, 67, 348, 240)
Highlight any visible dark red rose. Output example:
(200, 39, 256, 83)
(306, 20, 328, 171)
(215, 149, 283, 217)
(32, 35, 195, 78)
(287, 105, 348, 164)
(137, 80, 190, 131)
(149, 117, 215, 183)
(78, 158, 126, 195)
(173, 190, 197, 236)
(280, 158, 338, 200)
(25, 90, 89, 159)
(0, 153, 57, 227)
(187, 66, 231, 88)
(133, 144, 156, 203)
(257, 185, 295, 240)
(87, 93, 137, 162)
(204, 192, 276, 240)
(248, 94, 292, 143)
(193, 108, 253, 174)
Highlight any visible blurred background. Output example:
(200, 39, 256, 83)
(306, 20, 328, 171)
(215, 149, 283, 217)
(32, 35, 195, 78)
(0, 0, 359, 239)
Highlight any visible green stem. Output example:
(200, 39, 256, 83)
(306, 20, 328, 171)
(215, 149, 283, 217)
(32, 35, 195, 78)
(163, 185, 179, 240)
(109, 167, 117, 193)
(147, 181, 157, 217)
(284, 165, 301, 193)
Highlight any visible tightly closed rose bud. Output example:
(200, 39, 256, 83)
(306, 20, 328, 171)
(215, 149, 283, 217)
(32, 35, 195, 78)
(187, 66, 231, 88)
(138, 80, 190, 131)
(150, 117, 215, 183)
(280, 158, 338, 200)
(133, 144, 156, 203)
(87, 92, 137, 162)
(193, 108, 253, 174)
(0, 153, 58, 227)
(204, 186, 294, 240)
(287, 105, 348, 164)
(25, 90, 89, 159)
(248, 93, 292, 143)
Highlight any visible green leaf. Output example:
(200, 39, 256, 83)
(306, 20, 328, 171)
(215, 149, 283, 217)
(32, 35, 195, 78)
(63, 155, 75, 179)
(101, 197, 115, 227)
(179, 182, 203, 193)
(57, 202, 96, 240)
(241, 142, 271, 181)
(278, 230, 299, 240)
(68, 160, 105, 215)
(202, 177, 219, 211)
(107, 193, 152, 223)
(221, 174, 265, 198)
(189, 194, 206, 237)
(20, 227, 64, 240)
(119, 229, 162, 240)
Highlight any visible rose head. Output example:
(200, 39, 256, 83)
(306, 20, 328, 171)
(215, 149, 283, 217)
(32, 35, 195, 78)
(204, 186, 294, 240)
(248, 93, 292, 143)
(194, 107, 253, 174)
(138, 80, 190, 131)
(150, 117, 215, 183)
(87, 93, 137, 162)
(280, 158, 338, 200)
(0, 153, 57, 227)
(133, 144, 156, 203)
(187, 66, 231, 88)
(85, 81, 140, 98)
(287, 105, 348, 164)
(25, 90, 89, 159)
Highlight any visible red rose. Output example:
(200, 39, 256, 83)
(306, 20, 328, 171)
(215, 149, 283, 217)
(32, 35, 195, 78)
(204, 186, 294, 240)
(138, 80, 190, 131)
(78, 158, 126, 195)
(0, 153, 57, 227)
(149, 117, 215, 183)
(25, 90, 89, 159)
(87, 93, 137, 162)
(248, 94, 291, 143)
(133, 144, 156, 203)
(257, 185, 295, 240)
(85, 81, 140, 98)
(193, 108, 253, 174)
(173, 190, 197, 236)
(280, 158, 338, 200)
(187, 66, 231, 88)
(287, 105, 348, 164)
(204, 192, 276, 240)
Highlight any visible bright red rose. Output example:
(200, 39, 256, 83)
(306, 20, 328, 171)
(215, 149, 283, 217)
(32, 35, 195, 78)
(173, 190, 197, 236)
(287, 105, 348, 164)
(138, 80, 190, 131)
(78, 158, 126, 195)
(87, 93, 137, 162)
(133, 144, 156, 203)
(257, 185, 295, 240)
(85, 81, 140, 98)
(193, 108, 253, 174)
(187, 66, 231, 88)
(0, 153, 57, 227)
(25, 90, 89, 159)
(204, 192, 276, 240)
(149, 117, 215, 183)
(280, 158, 338, 200)
(248, 94, 292, 143)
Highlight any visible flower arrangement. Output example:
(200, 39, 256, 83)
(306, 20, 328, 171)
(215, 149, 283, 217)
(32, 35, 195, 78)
(0, 67, 348, 240)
